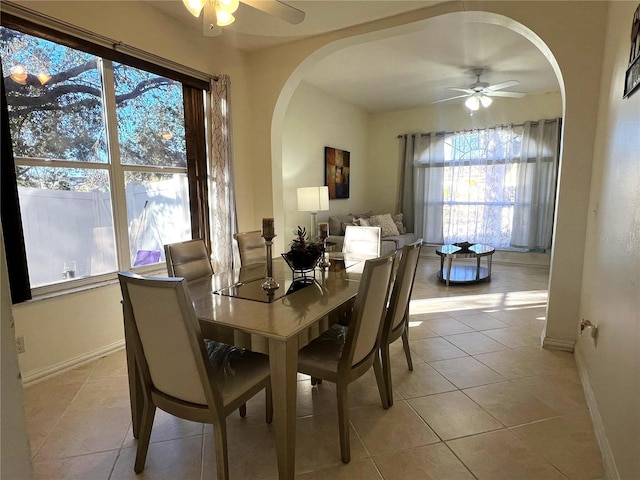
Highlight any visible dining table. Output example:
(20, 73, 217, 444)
(183, 253, 368, 479)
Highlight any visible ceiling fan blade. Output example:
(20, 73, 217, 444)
(446, 87, 474, 94)
(486, 80, 520, 91)
(431, 94, 470, 104)
(486, 91, 526, 98)
(241, 0, 305, 24)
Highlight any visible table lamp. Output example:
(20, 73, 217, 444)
(297, 186, 329, 240)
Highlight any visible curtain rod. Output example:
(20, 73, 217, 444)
(397, 119, 560, 138)
(0, 1, 218, 84)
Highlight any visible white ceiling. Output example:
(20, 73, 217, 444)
(147, 1, 560, 113)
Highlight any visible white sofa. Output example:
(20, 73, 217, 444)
(325, 212, 417, 255)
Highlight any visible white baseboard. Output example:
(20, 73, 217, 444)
(541, 335, 575, 352)
(21, 340, 126, 387)
(574, 348, 620, 480)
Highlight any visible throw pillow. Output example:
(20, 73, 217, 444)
(393, 213, 407, 234)
(354, 217, 370, 226)
(370, 213, 400, 237)
(329, 214, 354, 236)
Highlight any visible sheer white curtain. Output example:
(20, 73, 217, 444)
(208, 75, 238, 271)
(399, 119, 560, 250)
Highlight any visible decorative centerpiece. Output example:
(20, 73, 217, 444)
(282, 226, 323, 276)
(453, 241, 473, 253)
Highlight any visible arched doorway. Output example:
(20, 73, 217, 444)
(271, 7, 578, 349)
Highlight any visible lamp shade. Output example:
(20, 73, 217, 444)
(215, 6, 235, 26)
(297, 186, 329, 212)
(218, 0, 239, 14)
(480, 95, 493, 108)
(465, 95, 480, 111)
(183, 0, 206, 17)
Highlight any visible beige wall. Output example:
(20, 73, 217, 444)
(282, 81, 370, 236)
(577, 2, 640, 478)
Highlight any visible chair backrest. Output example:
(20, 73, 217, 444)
(234, 230, 266, 266)
(118, 272, 217, 409)
(164, 239, 214, 281)
(342, 225, 382, 257)
(385, 239, 423, 333)
(342, 251, 395, 368)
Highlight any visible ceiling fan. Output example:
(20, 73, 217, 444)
(183, 0, 305, 37)
(432, 68, 526, 110)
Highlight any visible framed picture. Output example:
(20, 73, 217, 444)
(325, 146, 350, 199)
(624, 3, 640, 98)
(626, 56, 640, 98)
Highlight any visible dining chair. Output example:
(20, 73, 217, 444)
(297, 251, 396, 463)
(234, 230, 266, 266)
(164, 238, 251, 417)
(380, 239, 423, 406)
(342, 225, 382, 257)
(118, 272, 272, 480)
(164, 238, 214, 281)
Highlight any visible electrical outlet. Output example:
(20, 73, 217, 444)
(580, 319, 598, 347)
(16, 336, 25, 354)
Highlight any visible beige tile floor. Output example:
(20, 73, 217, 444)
(24, 256, 605, 480)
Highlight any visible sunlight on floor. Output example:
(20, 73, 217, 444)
(409, 290, 548, 315)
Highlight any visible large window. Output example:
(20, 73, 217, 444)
(1, 26, 201, 291)
(405, 119, 560, 251)
(441, 128, 521, 248)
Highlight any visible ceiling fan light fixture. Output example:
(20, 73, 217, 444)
(465, 95, 480, 111)
(183, 0, 206, 17)
(215, 6, 235, 26)
(218, 0, 239, 14)
(480, 95, 493, 108)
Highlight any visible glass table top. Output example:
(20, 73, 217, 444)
(213, 255, 364, 303)
(214, 274, 314, 303)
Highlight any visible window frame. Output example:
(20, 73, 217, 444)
(1, 14, 210, 300)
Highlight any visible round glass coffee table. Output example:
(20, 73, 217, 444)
(435, 244, 495, 286)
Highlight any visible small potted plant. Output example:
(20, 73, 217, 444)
(283, 226, 323, 270)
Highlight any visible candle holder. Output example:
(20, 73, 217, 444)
(319, 240, 331, 269)
(261, 234, 279, 291)
(318, 223, 330, 270)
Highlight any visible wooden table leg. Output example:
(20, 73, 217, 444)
(269, 337, 298, 480)
(446, 255, 453, 286)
